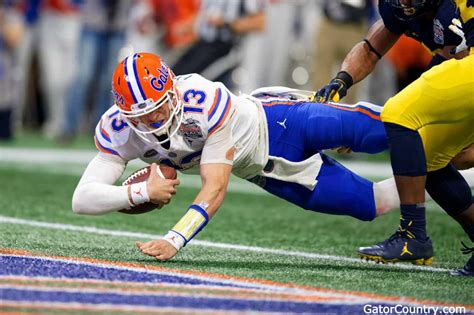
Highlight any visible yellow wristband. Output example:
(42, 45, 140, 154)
(170, 204, 209, 245)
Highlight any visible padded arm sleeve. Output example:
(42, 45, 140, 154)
(72, 152, 130, 215)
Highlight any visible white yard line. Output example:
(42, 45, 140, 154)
(0, 215, 450, 273)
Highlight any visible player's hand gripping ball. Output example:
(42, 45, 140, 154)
(119, 165, 177, 214)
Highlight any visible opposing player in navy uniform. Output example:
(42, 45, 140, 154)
(367, 0, 474, 276)
(315, 0, 467, 105)
(316, 0, 474, 275)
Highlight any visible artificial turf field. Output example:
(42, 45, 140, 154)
(1, 144, 473, 313)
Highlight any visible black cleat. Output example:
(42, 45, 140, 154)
(450, 242, 474, 277)
(357, 231, 434, 265)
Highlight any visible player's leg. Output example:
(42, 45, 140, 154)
(303, 101, 388, 154)
(450, 205, 474, 277)
(254, 153, 377, 221)
(262, 98, 387, 155)
(373, 168, 474, 217)
(382, 56, 474, 129)
(359, 123, 474, 263)
(420, 123, 474, 173)
(263, 104, 382, 220)
(360, 57, 474, 265)
(355, 96, 430, 264)
(422, 123, 473, 273)
(305, 102, 388, 153)
(425, 164, 474, 276)
(379, 58, 474, 230)
(451, 144, 474, 170)
(358, 126, 433, 265)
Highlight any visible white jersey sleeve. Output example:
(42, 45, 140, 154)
(72, 152, 130, 215)
(75, 106, 146, 215)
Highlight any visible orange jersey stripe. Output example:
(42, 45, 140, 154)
(208, 106, 233, 136)
(261, 100, 303, 107)
(208, 89, 221, 120)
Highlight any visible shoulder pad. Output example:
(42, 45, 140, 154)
(378, 1, 406, 34)
(94, 106, 132, 156)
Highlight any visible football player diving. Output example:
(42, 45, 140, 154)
(73, 52, 474, 268)
(316, 0, 474, 276)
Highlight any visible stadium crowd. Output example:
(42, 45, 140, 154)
(0, 0, 430, 144)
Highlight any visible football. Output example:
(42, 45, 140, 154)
(118, 165, 177, 215)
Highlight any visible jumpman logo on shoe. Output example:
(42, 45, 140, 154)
(277, 118, 287, 129)
(134, 188, 143, 197)
(400, 242, 413, 256)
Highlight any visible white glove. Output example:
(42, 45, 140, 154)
(449, 18, 468, 55)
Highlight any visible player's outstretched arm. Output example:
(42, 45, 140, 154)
(73, 154, 179, 215)
(313, 19, 399, 103)
(72, 153, 129, 215)
(137, 163, 233, 261)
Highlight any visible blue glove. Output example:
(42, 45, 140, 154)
(312, 71, 353, 103)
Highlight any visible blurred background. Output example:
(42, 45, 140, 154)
(0, 0, 431, 147)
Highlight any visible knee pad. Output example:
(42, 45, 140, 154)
(384, 123, 426, 176)
(426, 164, 473, 216)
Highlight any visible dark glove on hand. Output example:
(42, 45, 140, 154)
(312, 71, 353, 103)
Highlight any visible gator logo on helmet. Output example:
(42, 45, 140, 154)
(150, 62, 170, 92)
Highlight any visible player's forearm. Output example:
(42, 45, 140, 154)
(161, 188, 227, 250)
(72, 152, 128, 215)
(72, 183, 130, 215)
(341, 19, 399, 85)
(192, 181, 228, 219)
(162, 164, 232, 250)
(340, 41, 379, 84)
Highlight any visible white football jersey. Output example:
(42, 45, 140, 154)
(95, 74, 268, 179)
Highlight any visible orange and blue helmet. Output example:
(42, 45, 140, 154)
(112, 52, 183, 143)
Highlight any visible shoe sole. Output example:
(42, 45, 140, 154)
(449, 269, 474, 277)
(357, 253, 434, 266)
